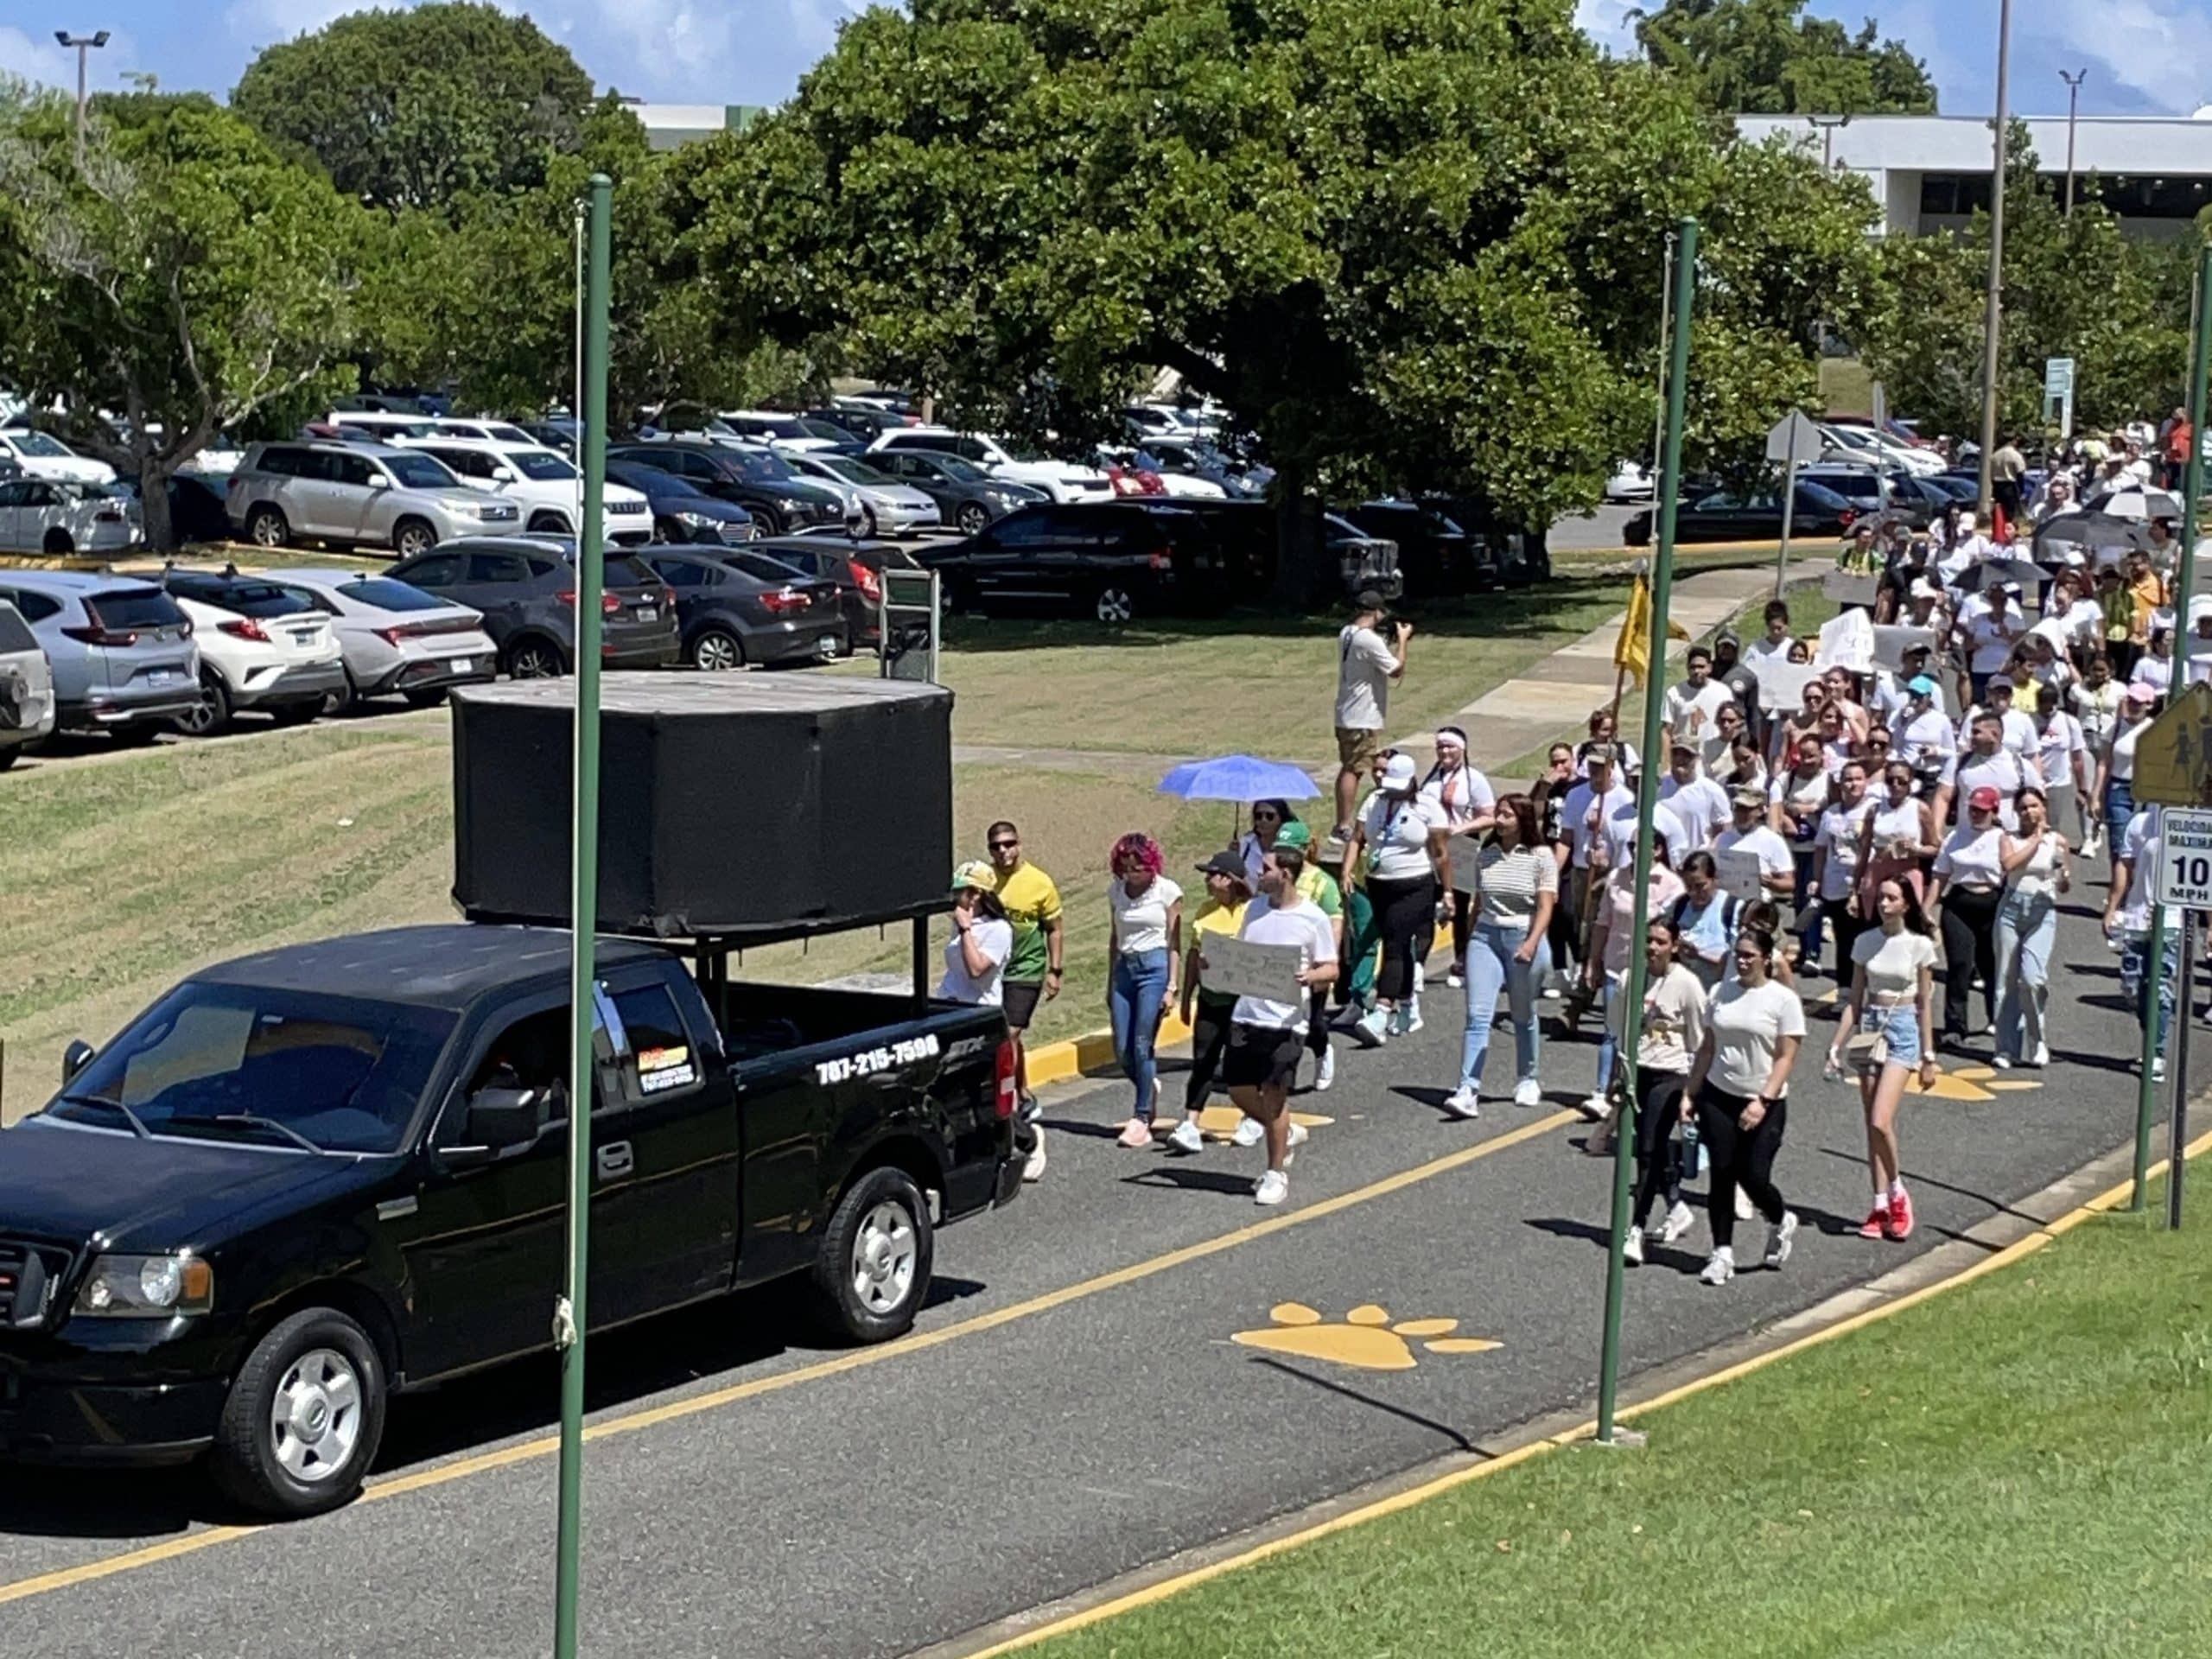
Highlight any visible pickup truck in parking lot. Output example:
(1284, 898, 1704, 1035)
(0, 925, 1019, 1516)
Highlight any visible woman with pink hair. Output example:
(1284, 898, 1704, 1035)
(1105, 832, 1183, 1147)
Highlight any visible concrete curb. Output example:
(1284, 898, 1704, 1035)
(916, 1119, 2212, 1659)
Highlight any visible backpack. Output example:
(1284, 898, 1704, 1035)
(1669, 890, 1740, 938)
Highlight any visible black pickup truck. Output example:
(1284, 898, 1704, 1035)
(0, 925, 1017, 1516)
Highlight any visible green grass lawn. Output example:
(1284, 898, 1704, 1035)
(1032, 1185, 2212, 1659)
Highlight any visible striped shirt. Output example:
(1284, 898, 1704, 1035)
(1474, 844, 1558, 931)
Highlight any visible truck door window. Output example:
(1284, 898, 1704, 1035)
(607, 982, 701, 1101)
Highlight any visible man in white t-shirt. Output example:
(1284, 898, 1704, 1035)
(1220, 847, 1340, 1205)
(1955, 582, 2025, 702)
(1662, 646, 1734, 761)
(1713, 785, 1795, 902)
(1332, 589, 1408, 835)
(1890, 675, 1957, 774)
(1658, 741, 1731, 854)
(1952, 675, 2038, 768)
(1934, 713, 2031, 831)
(2104, 803, 2181, 1078)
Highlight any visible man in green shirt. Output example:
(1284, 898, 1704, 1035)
(1279, 822, 1344, 1090)
(986, 820, 1063, 1177)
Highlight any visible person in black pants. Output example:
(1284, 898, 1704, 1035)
(1621, 920, 1707, 1262)
(1532, 745, 1580, 985)
(1347, 752, 1451, 1042)
(1683, 926, 1806, 1286)
(1168, 853, 1258, 1155)
(1927, 788, 2005, 1044)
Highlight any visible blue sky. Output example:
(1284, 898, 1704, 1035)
(0, 0, 2206, 118)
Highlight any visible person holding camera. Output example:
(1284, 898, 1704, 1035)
(1333, 592, 1410, 836)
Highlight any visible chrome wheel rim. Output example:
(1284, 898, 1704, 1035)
(512, 645, 559, 679)
(850, 1200, 917, 1315)
(694, 633, 741, 671)
(269, 1346, 363, 1484)
(397, 527, 431, 556)
(251, 515, 283, 547)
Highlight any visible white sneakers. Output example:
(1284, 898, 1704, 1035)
(2031, 1041, 2050, 1067)
(1764, 1211, 1799, 1269)
(1446, 968, 1465, 988)
(1623, 1224, 1644, 1266)
(1231, 1116, 1265, 1147)
(1579, 1091, 1610, 1121)
(1283, 1122, 1308, 1166)
(1700, 1247, 1735, 1286)
(1253, 1169, 1289, 1205)
(1444, 1084, 1481, 1119)
(1313, 1046, 1336, 1091)
(1403, 996, 1424, 1034)
(1353, 1010, 1389, 1047)
(1167, 1117, 1205, 1154)
(1658, 1200, 1696, 1245)
(1512, 1078, 1542, 1109)
(1022, 1135, 1047, 1182)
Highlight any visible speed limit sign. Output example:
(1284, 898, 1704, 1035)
(2158, 808, 2212, 907)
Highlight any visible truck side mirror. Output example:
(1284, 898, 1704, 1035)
(61, 1039, 93, 1084)
(464, 1084, 550, 1150)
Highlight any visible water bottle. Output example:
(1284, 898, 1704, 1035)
(1678, 1119, 1700, 1179)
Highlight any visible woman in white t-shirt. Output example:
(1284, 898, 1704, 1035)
(1348, 753, 1450, 1040)
(2094, 681, 2157, 875)
(1683, 926, 1805, 1287)
(1926, 787, 2006, 1046)
(1446, 793, 1558, 1116)
(1620, 919, 1707, 1264)
(1585, 828, 1686, 1123)
(1104, 832, 1183, 1148)
(1809, 759, 1874, 982)
(1421, 727, 1497, 984)
(1826, 874, 1939, 1243)
(939, 861, 1016, 1008)
(1994, 785, 2071, 1071)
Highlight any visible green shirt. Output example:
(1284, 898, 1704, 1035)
(1298, 865, 1344, 920)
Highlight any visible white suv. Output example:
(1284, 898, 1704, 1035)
(867, 428, 1114, 503)
(226, 441, 519, 556)
(412, 437, 652, 546)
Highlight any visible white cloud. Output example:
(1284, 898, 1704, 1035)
(1574, 0, 1640, 56)
(0, 27, 67, 90)
(2046, 0, 2212, 113)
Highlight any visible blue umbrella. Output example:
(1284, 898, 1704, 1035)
(1158, 754, 1322, 803)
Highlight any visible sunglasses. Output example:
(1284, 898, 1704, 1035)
(988, 840, 1019, 851)
(1252, 810, 1281, 822)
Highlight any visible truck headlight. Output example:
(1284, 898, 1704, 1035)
(73, 1253, 213, 1318)
(674, 510, 717, 528)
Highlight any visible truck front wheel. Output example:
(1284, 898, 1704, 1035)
(209, 1307, 387, 1518)
(811, 1166, 934, 1344)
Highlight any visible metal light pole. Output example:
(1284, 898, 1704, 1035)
(1597, 217, 1699, 1446)
(2133, 243, 2212, 1217)
(1976, 0, 2014, 511)
(52, 29, 109, 166)
(1807, 111, 1851, 171)
(551, 171, 613, 1659)
(2060, 68, 2089, 218)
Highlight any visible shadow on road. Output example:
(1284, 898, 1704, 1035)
(1243, 1356, 1476, 1452)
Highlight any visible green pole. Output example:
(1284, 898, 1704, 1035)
(2132, 239, 2212, 1212)
(1597, 217, 1698, 1443)
(553, 171, 612, 1658)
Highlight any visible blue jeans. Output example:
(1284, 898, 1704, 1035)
(2120, 931, 2179, 1060)
(1109, 949, 1171, 1121)
(1993, 888, 2057, 1062)
(1594, 976, 1620, 1095)
(2105, 778, 2135, 855)
(1461, 922, 1547, 1089)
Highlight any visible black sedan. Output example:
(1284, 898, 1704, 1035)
(916, 501, 1230, 623)
(605, 461, 760, 544)
(639, 547, 847, 670)
(1624, 479, 1860, 546)
(865, 448, 1046, 535)
(607, 441, 848, 537)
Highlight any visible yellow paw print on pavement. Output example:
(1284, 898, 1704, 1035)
(1232, 1303, 1501, 1372)
(1904, 1060, 2042, 1102)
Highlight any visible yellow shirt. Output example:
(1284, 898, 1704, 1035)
(988, 861, 1063, 982)
(1189, 899, 1249, 1001)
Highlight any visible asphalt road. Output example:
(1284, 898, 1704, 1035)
(0, 894, 2169, 1658)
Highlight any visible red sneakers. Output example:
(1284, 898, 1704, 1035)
(1856, 1205, 1890, 1240)
(1885, 1188, 1916, 1240)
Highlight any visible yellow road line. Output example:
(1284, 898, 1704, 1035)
(955, 1123, 2212, 1658)
(0, 1109, 1580, 1607)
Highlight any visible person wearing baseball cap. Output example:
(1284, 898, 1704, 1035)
(1169, 851, 1259, 1156)
(1926, 785, 2006, 1047)
(1274, 819, 1347, 1092)
(1891, 672, 1955, 777)
(2094, 677, 2161, 876)
(1347, 751, 1450, 1043)
(1714, 784, 1794, 904)
(940, 861, 1014, 1008)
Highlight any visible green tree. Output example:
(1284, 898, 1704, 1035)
(693, 0, 1882, 594)
(1858, 126, 2191, 445)
(0, 81, 363, 550)
(1630, 0, 1937, 115)
(230, 2, 595, 212)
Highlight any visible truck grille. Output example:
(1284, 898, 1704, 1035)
(0, 1242, 61, 1330)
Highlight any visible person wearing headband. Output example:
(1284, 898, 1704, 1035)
(1347, 752, 1452, 1042)
(1421, 726, 1496, 988)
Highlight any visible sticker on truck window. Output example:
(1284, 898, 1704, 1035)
(637, 1045, 696, 1093)
(814, 1033, 940, 1086)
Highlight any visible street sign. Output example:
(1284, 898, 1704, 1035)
(2157, 807, 2212, 907)
(2044, 357, 2075, 398)
(2133, 681, 2212, 807)
(1765, 410, 1824, 465)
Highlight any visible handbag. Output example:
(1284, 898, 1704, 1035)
(1842, 1009, 1890, 1067)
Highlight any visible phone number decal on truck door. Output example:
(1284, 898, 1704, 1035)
(815, 1033, 940, 1085)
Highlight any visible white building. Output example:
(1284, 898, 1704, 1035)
(1735, 113, 2212, 238)
(628, 103, 769, 151)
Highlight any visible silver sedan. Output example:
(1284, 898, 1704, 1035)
(277, 568, 499, 711)
(784, 454, 944, 536)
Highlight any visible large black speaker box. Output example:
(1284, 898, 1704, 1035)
(451, 673, 954, 941)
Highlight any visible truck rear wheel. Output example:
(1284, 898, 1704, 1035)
(209, 1307, 387, 1518)
(810, 1166, 933, 1344)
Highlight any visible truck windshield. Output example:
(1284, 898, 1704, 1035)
(53, 984, 455, 1154)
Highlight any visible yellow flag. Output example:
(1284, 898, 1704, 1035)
(1612, 573, 1693, 688)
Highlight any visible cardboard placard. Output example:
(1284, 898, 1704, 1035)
(1756, 659, 1821, 714)
(1446, 833, 1484, 895)
(1198, 932, 1307, 1002)
(1821, 569, 1880, 607)
(1872, 625, 1936, 673)
(1715, 846, 1766, 901)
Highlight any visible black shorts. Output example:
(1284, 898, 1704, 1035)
(1001, 979, 1044, 1032)
(1224, 1022, 1304, 1091)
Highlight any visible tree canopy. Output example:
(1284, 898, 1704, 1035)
(230, 2, 597, 212)
(1630, 0, 1937, 115)
(692, 0, 1882, 588)
(0, 81, 364, 549)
